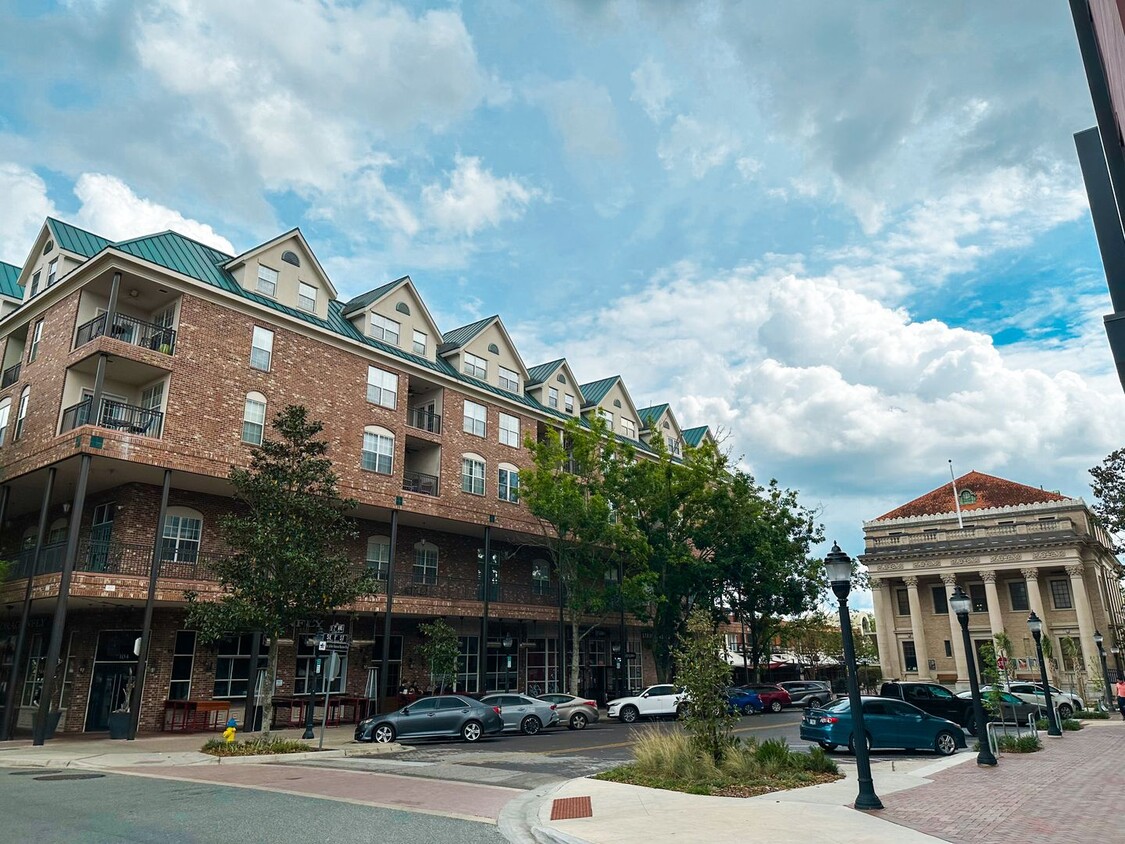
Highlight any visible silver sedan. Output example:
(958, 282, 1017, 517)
(480, 693, 560, 734)
(538, 693, 600, 730)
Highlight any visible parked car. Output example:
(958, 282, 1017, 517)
(1003, 682, 1084, 719)
(879, 681, 976, 734)
(777, 681, 834, 708)
(727, 687, 764, 716)
(538, 693, 600, 730)
(479, 693, 560, 735)
(954, 689, 1042, 724)
(355, 695, 504, 744)
(607, 684, 686, 723)
(799, 696, 967, 756)
(736, 683, 793, 713)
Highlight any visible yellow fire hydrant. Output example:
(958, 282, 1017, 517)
(223, 717, 238, 744)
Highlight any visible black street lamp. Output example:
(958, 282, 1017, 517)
(1095, 631, 1112, 712)
(1028, 612, 1061, 737)
(824, 542, 883, 811)
(949, 586, 997, 766)
(302, 633, 323, 740)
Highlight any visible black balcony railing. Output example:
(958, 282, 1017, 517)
(60, 397, 163, 438)
(403, 470, 439, 496)
(399, 574, 559, 607)
(0, 362, 20, 389)
(75, 312, 177, 354)
(407, 407, 442, 434)
(3, 539, 227, 582)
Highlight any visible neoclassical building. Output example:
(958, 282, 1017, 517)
(861, 472, 1125, 691)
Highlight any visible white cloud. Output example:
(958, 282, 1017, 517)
(73, 173, 234, 253)
(421, 155, 539, 235)
(0, 163, 56, 265)
(532, 77, 626, 159)
(631, 57, 673, 121)
(657, 115, 742, 178)
(736, 157, 762, 180)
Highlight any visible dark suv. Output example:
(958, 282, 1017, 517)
(880, 681, 975, 734)
(777, 681, 833, 708)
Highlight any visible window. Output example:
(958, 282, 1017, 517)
(370, 313, 400, 345)
(666, 435, 681, 456)
(242, 392, 267, 444)
(396, 302, 410, 315)
(213, 634, 266, 698)
(412, 329, 427, 355)
(959, 489, 977, 505)
(168, 631, 197, 701)
(1009, 581, 1029, 612)
(564, 393, 574, 413)
(140, 381, 164, 413)
(463, 400, 486, 437)
(895, 588, 910, 616)
(256, 265, 278, 296)
(297, 281, 317, 312)
(162, 508, 203, 563)
(498, 465, 519, 503)
(547, 387, 558, 408)
(944, 640, 952, 658)
(366, 536, 391, 581)
(532, 561, 550, 595)
(361, 427, 394, 474)
(13, 387, 29, 441)
(0, 398, 9, 446)
(902, 641, 918, 672)
(47, 258, 58, 287)
(1050, 579, 1073, 610)
(296, 635, 347, 695)
(463, 352, 487, 380)
(970, 583, 988, 613)
(456, 636, 479, 693)
(250, 326, 273, 371)
(598, 408, 613, 426)
(28, 320, 44, 363)
(282, 250, 300, 267)
(499, 366, 519, 392)
(413, 541, 438, 585)
(499, 413, 519, 447)
(366, 366, 398, 409)
(621, 418, 636, 439)
(29, 271, 40, 297)
(931, 586, 948, 615)
(462, 455, 485, 495)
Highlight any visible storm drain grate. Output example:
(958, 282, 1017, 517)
(34, 773, 105, 781)
(550, 796, 592, 820)
(10, 770, 63, 775)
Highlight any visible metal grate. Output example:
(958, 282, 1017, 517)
(550, 796, 593, 820)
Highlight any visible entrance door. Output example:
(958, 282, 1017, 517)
(88, 503, 115, 572)
(84, 664, 134, 732)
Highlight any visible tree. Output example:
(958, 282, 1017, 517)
(674, 608, 735, 764)
(186, 405, 376, 734)
(419, 619, 460, 694)
(1091, 448, 1125, 552)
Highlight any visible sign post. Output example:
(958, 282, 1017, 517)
(316, 624, 350, 749)
(319, 651, 341, 751)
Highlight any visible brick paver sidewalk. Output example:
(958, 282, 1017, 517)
(879, 722, 1125, 843)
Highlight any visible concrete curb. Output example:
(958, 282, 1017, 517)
(498, 781, 574, 844)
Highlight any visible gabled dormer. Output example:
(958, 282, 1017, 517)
(579, 376, 644, 442)
(526, 358, 582, 416)
(0, 261, 22, 318)
(638, 403, 685, 456)
(682, 425, 715, 449)
(439, 315, 529, 395)
(15, 218, 110, 303)
(224, 229, 335, 320)
(341, 275, 443, 361)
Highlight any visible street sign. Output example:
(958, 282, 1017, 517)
(325, 651, 341, 682)
(323, 622, 350, 653)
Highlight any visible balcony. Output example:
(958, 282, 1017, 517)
(60, 397, 163, 438)
(403, 470, 439, 497)
(399, 574, 559, 607)
(4, 539, 223, 582)
(0, 362, 20, 389)
(408, 406, 442, 434)
(75, 312, 177, 355)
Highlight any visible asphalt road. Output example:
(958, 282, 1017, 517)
(0, 768, 506, 844)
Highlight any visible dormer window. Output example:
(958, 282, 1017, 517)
(297, 282, 316, 312)
(499, 366, 519, 393)
(257, 265, 278, 297)
(613, 399, 622, 408)
(43, 240, 53, 255)
(396, 302, 410, 315)
(370, 313, 400, 346)
(412, 330, 427, 355)
(557, 374, 566, 384)
(662, 420, 670, 429)
(463, 352, 487, 380)
(281, 250, 300, 267)
(487, 343, 500, 355)
(959, 490, 977, 505)
(47, 259, 58, 288)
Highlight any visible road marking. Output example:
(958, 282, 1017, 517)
(541, 718, 802, 756)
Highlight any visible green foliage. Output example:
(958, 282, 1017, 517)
(674, 609, 736, 764)
(419, 619, 460, 694)
(202, 736, 312, 756)
(1062, 718, 1082, 731)
(1076, 709, 1110, 720)
(1090, 448, 1125, 551)
(996, 734, 1041, 753)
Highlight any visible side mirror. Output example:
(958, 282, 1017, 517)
(641, 692, 649, 698)
(401, 707, 410, 715)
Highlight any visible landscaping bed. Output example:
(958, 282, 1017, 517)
(201, 736, 314, 757)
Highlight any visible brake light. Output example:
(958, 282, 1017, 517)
(550, 704, 557, 710)
(584, 700, 597, 708)
(819, 716, 838, 724)
(492, 706, 502, 715)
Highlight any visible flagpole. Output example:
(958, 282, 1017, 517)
(948, 459, 964, 529)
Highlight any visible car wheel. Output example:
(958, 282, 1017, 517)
(1058, 703, 1074, 719)
(373, 724, 396, 744)
(741, 703, 757, 716)
(770, 700, 784, 713)
(462, 720, 484, 742)
(934, 730, 959, 757)
(848, 732, 872, 755)
(521, 716, 542, 735)
(817, 741, 838, 751)
(806, 697, 823, 708)
(964, 716, 977, 737)
(620, 705, 639, 724)
(570, 712, 589, 730)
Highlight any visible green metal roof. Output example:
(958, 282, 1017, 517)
(341, 277, 408, 317)
(682, 426, 710, 448)
(438, 315, 496, 354)
(526, 358, 565, 386)
(579, 376, 620, 408)
(46, 217, 112, 258)
(637, 403, 669, 427)
(0, 262, 21, 300)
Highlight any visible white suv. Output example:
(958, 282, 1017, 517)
(607, 684, 686, 723)
(1004, 682, 1085, 719)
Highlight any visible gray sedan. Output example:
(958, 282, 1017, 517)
(354, 695, 504, 743)
(480, 693, 560, 734)
(538, 693, 600, 730)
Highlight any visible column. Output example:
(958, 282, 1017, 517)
(941, 573, 969, 687)
(1023, 568, 1051, 679)
(981, 570, 1006, 641)
(870, 578, 898, 679)
(1068, 563, 1101, 679)
(904, 576, 930, 679)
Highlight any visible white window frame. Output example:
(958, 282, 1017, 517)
(28, 319, 43, 363)
(13, 387, 29, 441)
(463, 400, 486, 437)
(161, 507, 203, 564)
(361, 426, 394, 474)
(412, 329, 427, 355)
(250, 326, 273, 371)
(621, 418, 636, 439)
(242, 392, 267, 445)
(463, 352, 487, 380)
(548, 387, 559, 408)
(366, 366, 398, 409)
(366, 535, 391, 581)
(598, 408, 613, 425)
(498, 464, 520, 503)
(499, 366, 519, 392)
(0, 398, 10, 446)
(29, 271, 40, 298)
(499, 413, 520, 447)
(47, 258, 58, 287)
(370, 313, 400, 345)
(413, 541, 438, 585)
(256, 264, 278, 297)
(297, 281, 317, 312)
(564, 393, 574, 413)
(462, 455, 486, 495)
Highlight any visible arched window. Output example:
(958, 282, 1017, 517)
(461, 453, 485, 496)
(498, 462, 520, 503)
(959, 489, 976, 505)
(162, 506, 203, 564)
(487, 343, 500, 354)
(43, 240, 54, 255)
(20, 526, 37, 550)
(13, 387, 30, 441)
(0, 397, 11, 446)
(366, 535, 391, 581)
(413, 540, 438, 585)
(361, 425, 394, 475)
(242, 392, 267, 444)
(556, 374, 566, 384)
(613, 399, 621, 408)
(281, 250, 300, 267)
(395, 302, 410, 315)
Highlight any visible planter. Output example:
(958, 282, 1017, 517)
(107, 711, 131, 740)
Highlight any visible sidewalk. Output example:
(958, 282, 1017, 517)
(519, 721, 1125, 844)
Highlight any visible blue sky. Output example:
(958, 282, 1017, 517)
(2, 1, 1123, 608)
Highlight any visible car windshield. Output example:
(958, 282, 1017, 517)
(822, 698, 850, 712)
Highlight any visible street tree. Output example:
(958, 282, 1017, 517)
(419, 619, 460, 694)
(186, 405, 376, 733)
(674, 608, 736, 764)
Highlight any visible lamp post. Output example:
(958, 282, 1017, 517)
(302, 632, 323, 741)
(1095, 630, 1112, 711)
(1028, 612, 1061, 737)
(949, 586, 997, 766)
(824, 542, 882, 811)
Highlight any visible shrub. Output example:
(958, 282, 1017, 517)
(1075, 709, 1109, 720)
(632, 729, 717, 784)
(996, 734, 1041, 753)
(753, 738, 793, 772)
(202, 736, 313, 757)
(795, 745, 839, 774)
(1061, 718, 1082, 731)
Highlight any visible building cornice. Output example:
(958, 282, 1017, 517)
(863, 497, 1088, 528)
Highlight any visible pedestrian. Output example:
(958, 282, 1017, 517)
(1116, 677, 1125, 721)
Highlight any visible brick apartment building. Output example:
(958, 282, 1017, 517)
(0, 217, 715, 736)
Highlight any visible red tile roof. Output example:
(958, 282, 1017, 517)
(876, 471, 1069, 521)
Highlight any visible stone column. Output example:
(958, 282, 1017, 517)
(1068, 563, 1101, 679)
(1023, 568, 1051, 680)
(904, 576, 930, 679)
(870, 578, 900, 679)
(981, 570, 1006, 641)
(941, 573, 969, 687)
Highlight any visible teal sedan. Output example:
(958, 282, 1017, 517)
(799, 696, 967, 756)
